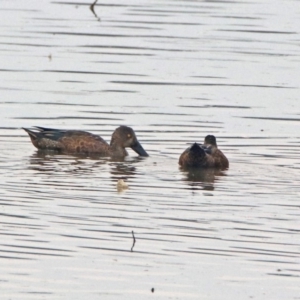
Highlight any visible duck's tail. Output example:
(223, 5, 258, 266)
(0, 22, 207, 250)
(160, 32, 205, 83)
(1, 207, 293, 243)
(190, 142, 205, 157)
(22, 127, 38, 139)
(22, 127, 40, 148)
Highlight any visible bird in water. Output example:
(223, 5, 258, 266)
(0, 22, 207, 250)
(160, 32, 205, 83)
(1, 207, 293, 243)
(179, 135, 228, 170)
(179, 142, 215, 168)
(23, 125, 148, 157)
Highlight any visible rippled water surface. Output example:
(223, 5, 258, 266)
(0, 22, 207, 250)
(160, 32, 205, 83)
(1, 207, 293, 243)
(1, 0, 300, 299)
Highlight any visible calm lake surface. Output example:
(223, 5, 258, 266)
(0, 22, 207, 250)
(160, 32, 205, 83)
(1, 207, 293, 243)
(0, 0, 300, 299)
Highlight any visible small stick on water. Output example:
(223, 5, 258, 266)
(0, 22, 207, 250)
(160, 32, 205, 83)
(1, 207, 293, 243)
(90, 0, 100, 20)
(131, 230, 136, 252)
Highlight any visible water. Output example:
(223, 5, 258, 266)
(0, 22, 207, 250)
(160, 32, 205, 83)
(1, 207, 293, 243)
(0, 0, 300, 299)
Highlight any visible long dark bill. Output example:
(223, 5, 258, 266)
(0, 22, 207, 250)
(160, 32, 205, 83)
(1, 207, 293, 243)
(131, 141, 149, 157)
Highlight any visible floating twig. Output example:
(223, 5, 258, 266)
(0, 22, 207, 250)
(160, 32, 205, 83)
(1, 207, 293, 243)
(131, 230, 136, 252)
(90, 0, 100, 21)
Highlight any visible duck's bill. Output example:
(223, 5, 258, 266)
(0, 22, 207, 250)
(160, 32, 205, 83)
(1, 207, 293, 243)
(131, 141, 149, 156)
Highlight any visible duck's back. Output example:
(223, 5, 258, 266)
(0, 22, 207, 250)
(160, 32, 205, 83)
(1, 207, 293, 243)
(179, 143, 215, 168)
(59, 130, 109, 154)
(23, 127, 110, 154)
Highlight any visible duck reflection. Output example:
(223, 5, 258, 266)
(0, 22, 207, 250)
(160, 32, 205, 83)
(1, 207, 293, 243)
(27, 150, 145, 179)
(109, 157, 148, 190)
(180, 167, 227, 191)
(110, 161, 137, 177)
(27, 151, 106, 174)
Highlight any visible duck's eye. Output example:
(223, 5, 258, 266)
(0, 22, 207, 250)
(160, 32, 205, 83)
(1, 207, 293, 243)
(127, 134, 131, 138)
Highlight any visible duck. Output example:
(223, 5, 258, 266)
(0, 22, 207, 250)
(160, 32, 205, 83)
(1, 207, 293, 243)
(22, 125, 148, 157)
(179, 142, 215, 168)
(201, 135, 229, 169)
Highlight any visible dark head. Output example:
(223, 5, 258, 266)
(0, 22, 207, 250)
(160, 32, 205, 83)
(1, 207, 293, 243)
(204, 135, 217, 147)
(110, 126, 148, 156)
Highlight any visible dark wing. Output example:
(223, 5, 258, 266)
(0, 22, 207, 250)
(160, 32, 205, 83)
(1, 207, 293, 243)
(34, 126, 66, 133)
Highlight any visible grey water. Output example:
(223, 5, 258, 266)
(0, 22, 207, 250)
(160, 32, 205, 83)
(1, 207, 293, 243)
(0, 0, 299, 299)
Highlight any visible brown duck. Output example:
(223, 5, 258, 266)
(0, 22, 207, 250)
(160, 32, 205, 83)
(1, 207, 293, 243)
(23, 126, 148, 157)
(179, 142, 215, 168)
(179, 135, 229, 169)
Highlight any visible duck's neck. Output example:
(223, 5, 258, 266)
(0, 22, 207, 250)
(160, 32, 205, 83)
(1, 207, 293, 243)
(110, 143, 128, 157)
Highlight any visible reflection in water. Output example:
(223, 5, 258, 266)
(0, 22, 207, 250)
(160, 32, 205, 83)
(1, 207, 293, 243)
(110, 156, 147, 176)
(110, 161, 136, 178)
(180, 167, 227, 191)
(28, 151, 107, 174)
(27, 150, 146, 180)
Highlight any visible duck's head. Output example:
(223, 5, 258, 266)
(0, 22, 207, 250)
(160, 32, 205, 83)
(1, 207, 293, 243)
(204, 135, 217, 146)
(111, 126, 149, 156)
